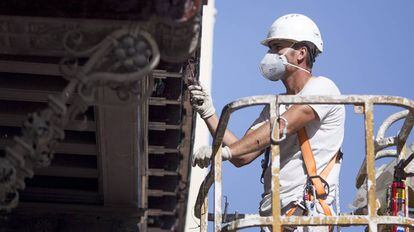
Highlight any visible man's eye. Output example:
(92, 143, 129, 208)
(270, 46, 279, 51)
(270, 45, 281, 51)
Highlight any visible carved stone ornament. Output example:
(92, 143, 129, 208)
(0, 0, 203, 212)
(0, 25, 160, 212)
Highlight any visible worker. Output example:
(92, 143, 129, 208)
(189, 13, 345, 231)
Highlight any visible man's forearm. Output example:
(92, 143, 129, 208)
(200, 106, 302, 167)
(226, 117, 288, 166)
(228, 121, 271, 158)
(204, 114, 239, 146)
(227, 104, 316, 165)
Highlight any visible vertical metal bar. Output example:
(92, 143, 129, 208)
(270, 97, 282, 232)
(201, 196, 208, 232)
(364, 101, 377, 232)
(214, 147, 223, 232)
(396, 110, 414, 154)
(397, 133, 411, 229)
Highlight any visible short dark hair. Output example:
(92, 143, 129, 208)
(293, 41, 320, 69)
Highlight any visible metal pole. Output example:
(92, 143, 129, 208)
(270, 97, 282, 232)
(364, 101, 378, 232)
(200, 197, 208, 232)
(214, 147, 223, 232)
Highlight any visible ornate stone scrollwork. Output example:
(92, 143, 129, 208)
(0, 0, 204, 212)
(61, 26, 160, 102)
(0, 26, 160, 212)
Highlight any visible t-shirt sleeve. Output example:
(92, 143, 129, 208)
(249, 105, 270, 130)
(300, 77, 341, 121)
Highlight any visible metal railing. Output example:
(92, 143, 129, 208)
(194, 94, 414, 232)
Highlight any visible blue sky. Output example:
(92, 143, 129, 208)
(206, 0, 414, 231)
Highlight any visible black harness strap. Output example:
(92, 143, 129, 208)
(260, 147, 271, 184)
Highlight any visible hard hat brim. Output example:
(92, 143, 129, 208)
(260, 38, 298, 47)
(260, 37, 323, 53)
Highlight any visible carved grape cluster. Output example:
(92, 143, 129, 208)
(113, 35, 152, 71)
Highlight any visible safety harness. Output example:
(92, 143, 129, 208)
(295, 127, 340, 216)
(261, 126, 342, 217)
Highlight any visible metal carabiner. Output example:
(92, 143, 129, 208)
(308, 175, 331, 198)
(271, 116, 288, 143)
(271, 95, 286, 143)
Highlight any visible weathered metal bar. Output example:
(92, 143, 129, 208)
(396, 110, 414, 154)
(277, 95, 414, 108)
(356, 110, 409, 188)
(282, 215, 414, 226)
(198, 104, 234, 231)
(376, 110, 409, 141)
(364, 101, 378, 232)
(355, 157, 367, 189)
(200, 196, 208, 232)
(223, 95, 414, 111)
(194, 171, 213, 217)
(212, 105, 236, 148)
(222, 214, 273, 231)
(208, 213, 246, 222)
(214, 147, 223, 232)
(270, 97, 282, 232)
(194, 94, 414, 231)
(223, 215, 414, 230)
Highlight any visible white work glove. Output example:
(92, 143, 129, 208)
(188, 85, 216, 119)
(192, 146, 232, 168)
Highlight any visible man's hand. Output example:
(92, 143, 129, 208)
(192, 146, 232, 168)
(188, 85, 215, 119)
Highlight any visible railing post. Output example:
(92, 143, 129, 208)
(364, 101, 378, 232)
(270, 98, 282, 232)
(193, 95, 414, 231)
(200, 196, 208, 232)
(214, 147, 223, 232)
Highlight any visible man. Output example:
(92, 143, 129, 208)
(189, 13, 345, 231)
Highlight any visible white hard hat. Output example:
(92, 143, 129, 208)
(261, 14, 323, 53)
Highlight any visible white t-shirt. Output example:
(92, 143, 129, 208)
(251, 76, 346, 211)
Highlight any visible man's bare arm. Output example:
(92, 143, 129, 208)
(228, 104, 318, 167)
(203, 113, 239, 146)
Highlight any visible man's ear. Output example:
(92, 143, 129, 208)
(296, 46, 307, 64)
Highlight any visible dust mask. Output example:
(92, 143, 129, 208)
(259, 49, 311, 81)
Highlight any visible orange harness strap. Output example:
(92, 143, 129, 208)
(285, 206, 297, 216)
(297, 128, 333, 216)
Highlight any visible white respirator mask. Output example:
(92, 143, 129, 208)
(259, 48, 310, 81)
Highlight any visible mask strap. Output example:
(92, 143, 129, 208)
(284, 62, 311, 74)
(281, 43, 311, 74)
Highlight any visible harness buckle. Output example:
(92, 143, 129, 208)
(308, 175, 330, 199)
